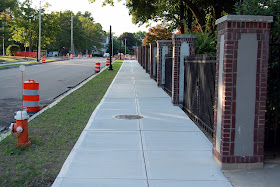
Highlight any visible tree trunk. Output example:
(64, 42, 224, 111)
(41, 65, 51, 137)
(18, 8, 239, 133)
(187, 8, 192, 31)
(179, 0, 186, 34)
(186, 1, 206, 33)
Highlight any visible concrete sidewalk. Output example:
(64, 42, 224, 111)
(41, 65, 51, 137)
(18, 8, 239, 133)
(52, 60, 232, 187)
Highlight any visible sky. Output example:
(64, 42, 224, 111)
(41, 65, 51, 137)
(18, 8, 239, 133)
(29, 0, 153, 36)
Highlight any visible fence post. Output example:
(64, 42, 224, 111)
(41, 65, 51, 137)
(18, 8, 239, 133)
(156, 40, 173, 87)
(149, 43, 157, 78)
(171, 35, 196, 107)
(213, 15, 273, 169)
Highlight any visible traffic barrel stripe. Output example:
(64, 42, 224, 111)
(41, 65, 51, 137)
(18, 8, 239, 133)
(23, 101, 39, 107)
(23, 90, 39, 95)
(23, 95, 39, 101)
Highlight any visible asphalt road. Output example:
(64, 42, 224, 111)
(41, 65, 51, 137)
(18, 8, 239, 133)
(0, 57, 106, 131)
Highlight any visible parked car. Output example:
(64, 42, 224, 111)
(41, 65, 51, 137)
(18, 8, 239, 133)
(103, 53, 110, 58)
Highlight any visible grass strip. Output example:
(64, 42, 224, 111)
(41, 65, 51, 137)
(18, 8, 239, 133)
(0, 60, 123, 187)
(0, 56, 35, 62)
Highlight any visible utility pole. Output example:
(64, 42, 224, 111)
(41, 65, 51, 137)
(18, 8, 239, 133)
(71, 15, 73, 55)
(2, 22, 4, 56)
(125, 38, 127, 56)
(108, 25, 113, 71)
(38, 1, 42, 62)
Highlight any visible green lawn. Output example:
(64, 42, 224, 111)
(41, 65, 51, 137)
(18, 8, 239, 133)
(0, 56, 35, 62)
(0, 61, 123, 187)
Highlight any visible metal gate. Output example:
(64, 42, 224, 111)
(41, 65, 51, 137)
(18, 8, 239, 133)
(183, 56, 216, 136)
(265, 40, 280, 155)
(164, 54, 173, 96)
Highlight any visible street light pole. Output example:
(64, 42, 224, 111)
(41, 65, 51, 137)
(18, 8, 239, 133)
(38, 0, 42, 62)
(108, 25, 113, 71)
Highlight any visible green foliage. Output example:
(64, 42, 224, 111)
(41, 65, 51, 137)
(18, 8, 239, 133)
(193, 31, 217, 55)
(109, 36, 131, 55)
(124, 0, 238, 33)
(118, 32, 136, 51)
(133, 31, 145, 46)
(6, 44, 20, 56)
(0, 0, 17, 13)
(49, 10, 105, 55)
(235, 0, 280, 42)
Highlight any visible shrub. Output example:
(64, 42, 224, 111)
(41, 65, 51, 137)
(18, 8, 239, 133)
(6, 44, 21, 56)
(193, 31, 217, 56)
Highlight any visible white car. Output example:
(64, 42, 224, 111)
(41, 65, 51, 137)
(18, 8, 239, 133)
(103, 53, 110, 58)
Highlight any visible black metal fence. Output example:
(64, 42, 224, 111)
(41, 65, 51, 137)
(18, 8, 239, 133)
(265, 41, 280, 155)
(153, 55, 158, 81)
(183, 56, 216, 136)
(163, 54, 173, 96)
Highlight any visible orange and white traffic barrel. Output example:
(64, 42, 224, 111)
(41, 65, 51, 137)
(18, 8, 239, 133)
(23, 79, 40, 113)
(87, 54, 89, 58)
(42, 56, 46, 63)
(90, 54, 92, 58)
(95, 62, 101, 73)
(66, 54, 69, 60)
(106, 58, 110, 66)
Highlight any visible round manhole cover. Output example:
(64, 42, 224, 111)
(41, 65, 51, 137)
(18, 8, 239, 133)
(115, 115, 143, 120)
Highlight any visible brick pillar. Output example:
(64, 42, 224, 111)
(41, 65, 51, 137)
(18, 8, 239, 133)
(213, 15, 273, 169)
(156, 40, 172, 87)
(149, 43, 157, 78)
(171, 34, 196, 107)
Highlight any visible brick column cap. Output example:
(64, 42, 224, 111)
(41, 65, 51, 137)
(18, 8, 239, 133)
(157, 40, 172, 43)
(172, 34, 197, 39)
(216, 15, 273, 25)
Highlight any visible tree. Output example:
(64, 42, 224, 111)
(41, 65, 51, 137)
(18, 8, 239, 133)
(8, 0, 59, 52)
(142, 24, 172, 46)
(90, 0, 239, 33)
(49, 10, 105, 55)
(133, 31, 145, 46)
(118, 32, 136, 52)
(0, 0, 17, 13)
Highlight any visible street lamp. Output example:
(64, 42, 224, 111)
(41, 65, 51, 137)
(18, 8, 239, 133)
(24, 32, 27, 59)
